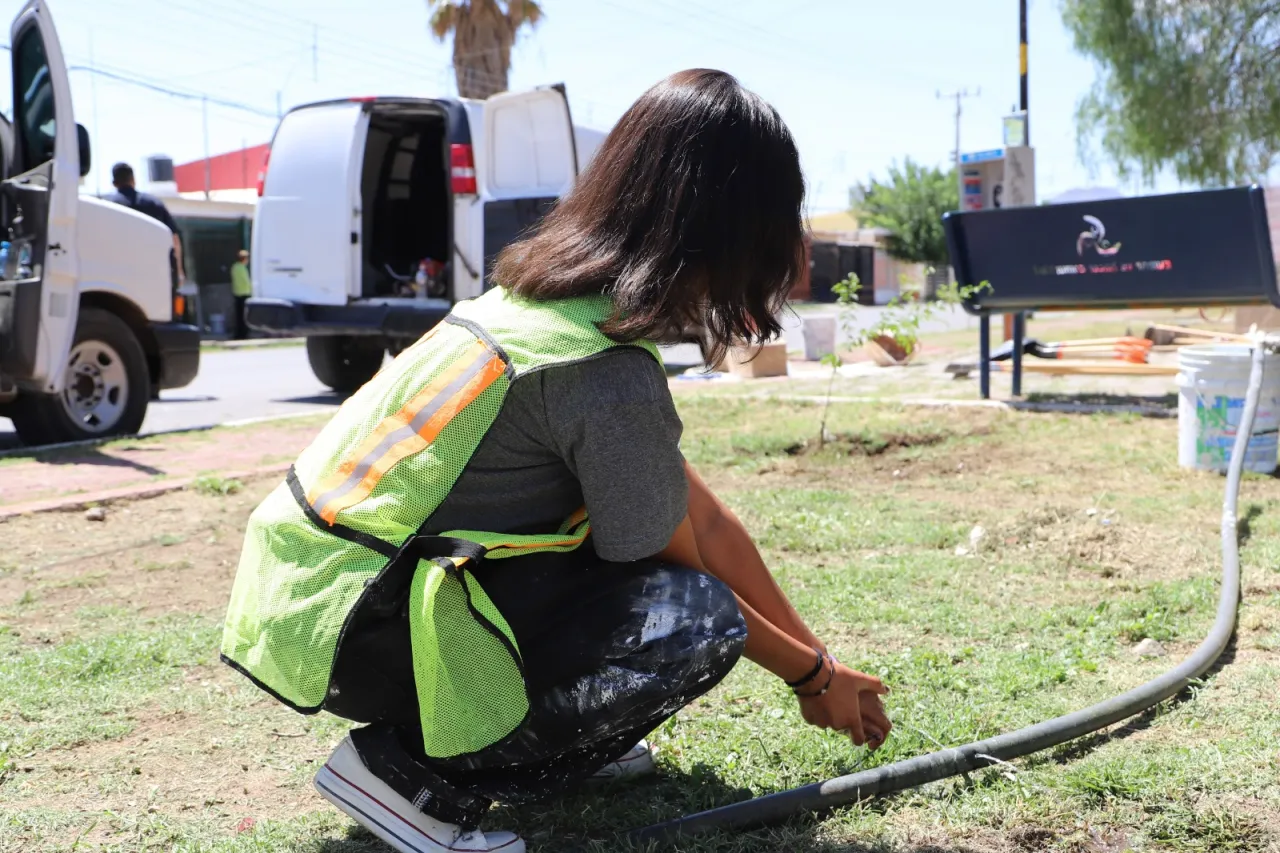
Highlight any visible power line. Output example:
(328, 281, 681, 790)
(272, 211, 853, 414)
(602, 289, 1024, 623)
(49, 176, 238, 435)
(0, 42, 281, 126)
(153, 0, 453, 89)
(66, 64, 278, 118)
(166, 48, 310, 84)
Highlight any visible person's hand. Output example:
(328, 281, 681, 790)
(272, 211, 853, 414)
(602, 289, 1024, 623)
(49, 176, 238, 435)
(796, 659, 891, 749)
(858, 690, 891, 750)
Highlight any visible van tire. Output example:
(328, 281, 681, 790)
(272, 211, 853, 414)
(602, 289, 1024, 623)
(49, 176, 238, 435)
(10, 308, 151, 445)
(307, 335, 385, 392)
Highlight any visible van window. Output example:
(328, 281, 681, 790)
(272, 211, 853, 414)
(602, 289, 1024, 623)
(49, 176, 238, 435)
(13, 25, 55, 170)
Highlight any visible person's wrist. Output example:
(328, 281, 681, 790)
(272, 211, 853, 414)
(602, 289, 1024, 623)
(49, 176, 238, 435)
(784, 646, 825, 689)
(793, 653, 836, 698)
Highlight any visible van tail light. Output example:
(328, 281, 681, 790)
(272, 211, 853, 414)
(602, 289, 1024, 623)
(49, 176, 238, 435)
(451, 144, 477, 195)
(173, 293, 186, 319)
(256, 148, 270, 197)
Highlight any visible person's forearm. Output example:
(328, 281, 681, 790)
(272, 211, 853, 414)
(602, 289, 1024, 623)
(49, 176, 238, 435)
(685, 462, 826, 652)
(735, 593, 823, 682)
(658, 515, 819, 681)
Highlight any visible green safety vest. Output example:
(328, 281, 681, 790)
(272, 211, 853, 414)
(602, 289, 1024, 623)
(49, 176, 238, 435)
(220, 287, 660, 758)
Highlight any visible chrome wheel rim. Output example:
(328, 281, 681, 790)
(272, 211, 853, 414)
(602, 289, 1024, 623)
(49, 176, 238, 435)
(60, 339, 130, 433)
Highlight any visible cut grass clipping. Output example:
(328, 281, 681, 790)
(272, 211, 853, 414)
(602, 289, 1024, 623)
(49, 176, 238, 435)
(1, 397, 1278, 852)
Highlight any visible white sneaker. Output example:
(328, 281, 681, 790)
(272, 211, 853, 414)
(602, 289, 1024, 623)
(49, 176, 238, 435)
(590, 739, 656, 780)
(314, 736, 525, 853)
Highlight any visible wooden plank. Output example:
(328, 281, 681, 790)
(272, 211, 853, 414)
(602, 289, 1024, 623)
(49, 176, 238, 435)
(990, 360, 1179, 376)
(1147, 323, 1250, 343)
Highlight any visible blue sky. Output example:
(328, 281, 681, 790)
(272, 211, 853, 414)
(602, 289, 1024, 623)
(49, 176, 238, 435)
(4, 0, 1191, 211)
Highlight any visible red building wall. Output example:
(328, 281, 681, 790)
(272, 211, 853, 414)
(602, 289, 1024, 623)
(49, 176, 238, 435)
(174, 144, 269, 193)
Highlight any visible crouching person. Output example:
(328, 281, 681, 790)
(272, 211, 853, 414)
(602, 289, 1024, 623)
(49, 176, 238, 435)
(220, 68, 891, 853)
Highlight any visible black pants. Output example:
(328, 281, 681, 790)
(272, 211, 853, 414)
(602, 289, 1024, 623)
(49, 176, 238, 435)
(233, 295, 249, 340)
(328, 549, 747, 829)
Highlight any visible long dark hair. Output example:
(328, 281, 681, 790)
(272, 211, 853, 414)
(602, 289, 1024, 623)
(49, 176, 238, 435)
(492, 69, 806, 364)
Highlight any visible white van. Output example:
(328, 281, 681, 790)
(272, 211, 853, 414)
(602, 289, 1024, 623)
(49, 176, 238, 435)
(248, 88, 609, 391)
(0, 1, 200, 445)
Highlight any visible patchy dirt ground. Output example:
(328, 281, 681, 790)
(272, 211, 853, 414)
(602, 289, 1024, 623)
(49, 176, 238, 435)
(0, 416, 324, 509)
(0, 481, 268, 644)
(2, 400, 1279, 853)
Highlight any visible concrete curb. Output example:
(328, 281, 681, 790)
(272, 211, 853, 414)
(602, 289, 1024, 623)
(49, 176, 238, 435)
(757, 393, 1178, 418)
(201, 337, 305, 350)
(0, 462, 291, 521)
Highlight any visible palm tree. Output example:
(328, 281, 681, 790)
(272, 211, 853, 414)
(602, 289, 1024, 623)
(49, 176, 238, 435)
(426, 1, 544, 99)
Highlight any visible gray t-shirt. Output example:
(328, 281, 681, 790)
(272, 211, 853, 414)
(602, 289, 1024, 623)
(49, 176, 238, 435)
(422, 347, 687, 562)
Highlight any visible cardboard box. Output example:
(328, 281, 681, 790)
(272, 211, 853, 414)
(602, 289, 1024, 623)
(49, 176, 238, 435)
(720, 340, 789, 378)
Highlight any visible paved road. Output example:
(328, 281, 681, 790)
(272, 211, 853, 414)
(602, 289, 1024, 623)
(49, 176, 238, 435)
(0, 304, 977, 449)
(0, 342, 707, 450)
(0, 346, 342, 450)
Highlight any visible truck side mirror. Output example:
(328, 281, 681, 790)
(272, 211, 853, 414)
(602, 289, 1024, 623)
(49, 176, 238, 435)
(77, 124, 91, 178)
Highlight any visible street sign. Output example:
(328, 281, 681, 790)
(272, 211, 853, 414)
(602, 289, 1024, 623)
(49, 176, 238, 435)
(960, 148, 1004, 164)
(1003, 112, 1027, 147)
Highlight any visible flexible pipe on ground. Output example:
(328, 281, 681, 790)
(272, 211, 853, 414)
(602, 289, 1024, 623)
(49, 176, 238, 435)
(633, 342, 1264, 844)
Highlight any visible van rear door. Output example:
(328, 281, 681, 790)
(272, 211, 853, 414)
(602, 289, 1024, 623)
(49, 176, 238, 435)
(478, 87, 577, 283)
(481, 86, 578, 200)
(2, 0, 79, 392)
(254, 101, 368, 306)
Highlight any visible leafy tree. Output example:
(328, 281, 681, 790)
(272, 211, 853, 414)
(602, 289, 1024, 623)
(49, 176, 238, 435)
(850, 158, 957, 267)
(1062, 0, 1280, 186)
(427, 1, 543, 99)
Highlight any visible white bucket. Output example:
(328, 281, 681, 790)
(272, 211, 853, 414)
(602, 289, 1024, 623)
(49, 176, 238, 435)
(801, 315, 837, 361)
(1176, 344, 1280, 474)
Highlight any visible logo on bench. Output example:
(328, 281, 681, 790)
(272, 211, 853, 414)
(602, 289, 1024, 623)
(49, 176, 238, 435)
(1077, 215, 1122, 258)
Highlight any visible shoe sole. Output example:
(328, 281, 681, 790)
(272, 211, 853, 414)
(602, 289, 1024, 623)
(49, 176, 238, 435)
(314, 763, 520, 853)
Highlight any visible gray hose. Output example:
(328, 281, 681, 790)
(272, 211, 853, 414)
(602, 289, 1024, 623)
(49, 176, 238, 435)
(633, 342, 1263, 844)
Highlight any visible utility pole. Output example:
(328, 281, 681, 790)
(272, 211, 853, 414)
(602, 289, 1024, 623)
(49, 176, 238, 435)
(202, 95, 211, 201)
(937, 88, 978, 212)
(1010, 0, 1030, 397)
(1020, 0, 1030, 146)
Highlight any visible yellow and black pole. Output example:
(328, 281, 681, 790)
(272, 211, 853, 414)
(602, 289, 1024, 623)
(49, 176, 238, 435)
(1010, 0, 1030, 396)
(1019, 0, 1029, 142)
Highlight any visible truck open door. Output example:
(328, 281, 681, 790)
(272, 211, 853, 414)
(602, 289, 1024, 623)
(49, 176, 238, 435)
(253, 101, 368, 306)
(3, 0, 81, 394)
(478, 86, 577, 283)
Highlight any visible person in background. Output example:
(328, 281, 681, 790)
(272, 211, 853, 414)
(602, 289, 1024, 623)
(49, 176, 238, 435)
(105, 162, 186, 292)
(230, 249, 252, 340)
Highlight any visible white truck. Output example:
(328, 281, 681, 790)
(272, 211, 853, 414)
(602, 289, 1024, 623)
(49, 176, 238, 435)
(248, 89, 639, 391)
(0, 1, 200, 445)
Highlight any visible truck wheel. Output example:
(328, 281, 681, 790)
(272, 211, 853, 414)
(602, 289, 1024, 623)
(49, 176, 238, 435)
(307, 335, 385, 392)
(10, 308, 151, 445)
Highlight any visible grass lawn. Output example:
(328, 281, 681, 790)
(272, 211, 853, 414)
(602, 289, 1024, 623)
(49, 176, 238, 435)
(2, 397, 1279, 851)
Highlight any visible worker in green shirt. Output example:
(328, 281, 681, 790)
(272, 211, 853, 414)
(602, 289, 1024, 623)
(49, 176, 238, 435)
(230, 249, 252, 340)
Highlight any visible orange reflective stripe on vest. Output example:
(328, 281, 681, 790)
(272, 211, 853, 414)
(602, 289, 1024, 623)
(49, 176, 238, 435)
(308, 339, 507, 523)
